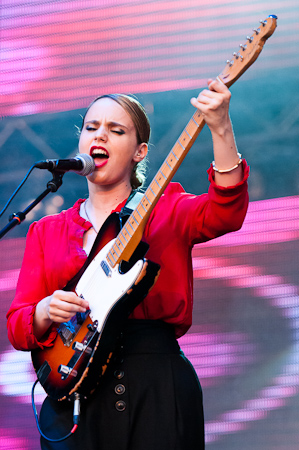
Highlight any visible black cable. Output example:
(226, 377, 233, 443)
(0, 164, 36, 218)
(31, 379, 79, 443)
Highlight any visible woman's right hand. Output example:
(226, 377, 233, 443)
(33, 290, 89, 340)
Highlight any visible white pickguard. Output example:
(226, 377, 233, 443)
(75, 239, 144, 333)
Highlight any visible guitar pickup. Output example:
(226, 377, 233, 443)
(100, 260, 112, 277)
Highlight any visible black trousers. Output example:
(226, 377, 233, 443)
(40, 320, 205, 450)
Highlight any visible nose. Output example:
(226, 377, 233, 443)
(94, 125, 108, 142)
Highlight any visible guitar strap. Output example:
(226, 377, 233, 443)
(119, 190, 144, 228)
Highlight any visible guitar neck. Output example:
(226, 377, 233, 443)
(106, 109, 205, 267)
(105, 15, 277, 268)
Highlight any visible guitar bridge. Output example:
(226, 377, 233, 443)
(58, 310, 90, 346)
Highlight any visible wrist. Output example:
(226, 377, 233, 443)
(33, 297, 53, 339)
(210, 118, 233, 139)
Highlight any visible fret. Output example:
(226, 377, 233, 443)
(186, 120, 196, 136)
(106, 253, 114, 267)
(149, 186, 156, 197)
(140, 202, 147, 213)
(165, 160, 172, 171)
(172, 146, 182, 159)
(159, 169, 167, 180)
(180, 130, 190, 146)
(171, 150, 179, 161)
(123, 226, 132, 238)
(161, 163, 171, 177)
(135, 208, 143, 220)
(111, 245, 120, 258)
(131, 212, 139, 225)
(185, 128, 192, 139)
(178, 140, 185, 150)
(108, 249, 117, 263)
(144, 193, 152, 205)
(115, 240, 122, 252)
(118, 237, 125, 248)
(127, 220, 136, 232)
(154, 178, 162, 189)
(119, 232, 128, 244)
(191, 116, 199, 127)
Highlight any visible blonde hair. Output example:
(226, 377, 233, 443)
(81, 94, 150, 189)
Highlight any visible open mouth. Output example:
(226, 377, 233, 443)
(90, 147, 109, 163)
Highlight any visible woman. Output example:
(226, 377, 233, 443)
(7, 78, 249, 449)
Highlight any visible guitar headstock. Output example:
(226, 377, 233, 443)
(218, 15, 277, 87)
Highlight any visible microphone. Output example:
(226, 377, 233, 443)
(34, 154, 95, 176)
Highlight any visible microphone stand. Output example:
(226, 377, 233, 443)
(0, 171, 64, 240)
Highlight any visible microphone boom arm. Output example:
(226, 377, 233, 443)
(0, 171, 64, 240)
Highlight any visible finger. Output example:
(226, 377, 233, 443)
(47, 292, 89, 322)
(47, 300, 88, 323)
(209, 78, 229, 94)
(199, 89, 220, 102)
(53, 290, 89, 310)
(48, 309, 75, 322)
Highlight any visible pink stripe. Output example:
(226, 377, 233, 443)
(0, 0, 267, 32)
(0, 269, 20, 292)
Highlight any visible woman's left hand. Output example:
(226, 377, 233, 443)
(190, 78, 231, 135)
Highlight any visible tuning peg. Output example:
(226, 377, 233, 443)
(253, 27, 261, 35)
(233, 52, 243, 61)
(247, 36, 254, 43)
(239, 43, 247, 51)
(260, 19, 267, 26)
(226, 59, 234, 67)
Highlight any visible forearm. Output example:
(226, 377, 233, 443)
(211, 117, 243, 187)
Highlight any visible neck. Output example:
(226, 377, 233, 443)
(87, 181, 132, 214)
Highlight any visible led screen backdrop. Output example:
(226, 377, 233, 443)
(1, 0, 297, 116)
(1, 196, 299, 449)
(1, 0, 299, 449)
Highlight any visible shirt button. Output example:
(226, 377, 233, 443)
(114, 370, 124, 380)
(115, 400, 126, 411)
(115, 384, 126, 395)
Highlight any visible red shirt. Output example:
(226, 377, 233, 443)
(7, 162, 249, 349)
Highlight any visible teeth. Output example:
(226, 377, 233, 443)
(92, 149, 108, 157)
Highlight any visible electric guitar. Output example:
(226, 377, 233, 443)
(31, 15, 277, 401)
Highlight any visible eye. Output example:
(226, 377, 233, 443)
(111, 129, 125, 135)
(86, 125, 96, 131)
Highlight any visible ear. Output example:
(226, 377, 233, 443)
(133, 142, 148, 163)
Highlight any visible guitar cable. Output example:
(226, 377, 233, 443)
(31, 379, 80, 442)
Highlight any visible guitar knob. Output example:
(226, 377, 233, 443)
(58, 364, 78, 379)
(72, 341, 92, 354)
(72, 342, 84, 352)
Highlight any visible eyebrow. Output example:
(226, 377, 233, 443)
(85, 120, 128, 129)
